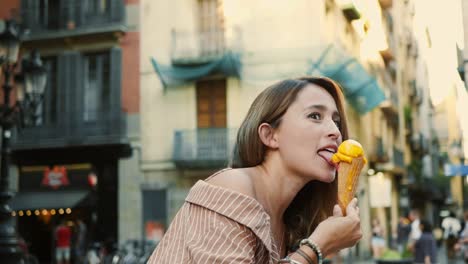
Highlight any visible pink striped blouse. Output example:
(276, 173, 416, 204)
(147, 171, 282, 263)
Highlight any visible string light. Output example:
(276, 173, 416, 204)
(50, 209, 56, 215)
(26, 210, 31, 216)
(65, 208, 72, 214)
(34, 210, 40, 216)
(18, 211, 24, 217)
(58, 209, 64, 215)
(11, 211, 16, 217)
(41, 209, 48, 215)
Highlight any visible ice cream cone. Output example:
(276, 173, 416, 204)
(331, 139, 367, 215)
(337, 156, 366, 214)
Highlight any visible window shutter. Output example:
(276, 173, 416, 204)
(109, 47, 122, 133)
(109, 0, 125, 23)
(58, 51, 82, 135)
(21, 0, 34, 31)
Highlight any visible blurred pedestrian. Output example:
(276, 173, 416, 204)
(413, 219, 438, 264)
(408, 209, 422, 250)
(441, 211, 461, 259)
(397, 215, 411, 253)
(371, 218, 386, 259)
(147, 77, 363, 263)
(455, 210, 468, 263)
(55, 219, 72, 264)
(74, 219, 87, 264)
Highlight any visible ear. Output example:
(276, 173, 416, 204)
(258, 123, 279, 149)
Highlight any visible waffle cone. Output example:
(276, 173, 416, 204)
(337, 156, 366, 215)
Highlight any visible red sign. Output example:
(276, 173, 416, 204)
(41, 166, 70, 189)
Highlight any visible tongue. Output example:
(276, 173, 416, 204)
(318, 150, 334, 163)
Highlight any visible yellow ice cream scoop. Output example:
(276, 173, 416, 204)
(332, 139, 367, 215)
(331, 139, 367, 164)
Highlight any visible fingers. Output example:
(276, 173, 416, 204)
(346, 198, 359, 216)
(333, 204, 343, 217)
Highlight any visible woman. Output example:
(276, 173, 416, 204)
(413, 220, 437, 264)
(148, 77, 362, 263)
(371, 218, 386, 258)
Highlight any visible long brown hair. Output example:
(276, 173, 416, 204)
(231, 77, 349, 250)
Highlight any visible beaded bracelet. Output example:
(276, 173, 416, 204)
(299, 239, 323, 264)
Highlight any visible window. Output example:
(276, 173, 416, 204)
(42, 57, 58, 125)
(83, 0, 110, 20)
(83, 52, 110, 122)
(198, 0, 225, 56)
(37, 0, 60, 30)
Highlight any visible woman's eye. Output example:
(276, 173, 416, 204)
(308, 112, 321, 120)
(334, 120, 341, 128)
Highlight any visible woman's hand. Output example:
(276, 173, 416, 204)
(307, 198, 362, 257)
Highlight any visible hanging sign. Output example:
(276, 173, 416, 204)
(41, 166, 70, 189)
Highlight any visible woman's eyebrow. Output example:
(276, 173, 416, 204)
(305, 104, 340, 116)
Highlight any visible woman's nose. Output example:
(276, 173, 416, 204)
(327, 119, 341, 139)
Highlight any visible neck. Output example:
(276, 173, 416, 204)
(250, 155, 308, 221)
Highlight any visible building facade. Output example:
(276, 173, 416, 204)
(1, 0, 141, 262)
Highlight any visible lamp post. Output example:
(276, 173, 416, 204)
(0, 19, 47, 263)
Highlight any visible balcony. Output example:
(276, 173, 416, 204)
(369, 137, 389, 163)
(12, 110, 127, 150)
(370, 137, 405, 174)
(173, 128, 237, 169)
(409, 80, 422, 105)
(380, 85, 399, 126)
(171, 27, 242, 65)
(393, 146, 404, 169)
(21, 0, 125, 42)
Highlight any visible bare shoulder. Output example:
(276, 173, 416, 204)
(206, 168, 256, 198)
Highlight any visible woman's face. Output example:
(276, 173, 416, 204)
(273, 84, 342, 182)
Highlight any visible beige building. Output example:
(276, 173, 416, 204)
(138, 0, 414, 257)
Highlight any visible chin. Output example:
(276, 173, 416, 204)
(323, 173, 336, 183)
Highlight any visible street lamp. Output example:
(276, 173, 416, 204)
(0, 19, 47, 263)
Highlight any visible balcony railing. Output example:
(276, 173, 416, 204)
(21, 0, 125, 40)
(370, 137, 389, 163)
(173, 128, 237, 169)
(171, 27, 242, 65)
(371, 137, 405, 173)
(12, 110, 127, 150)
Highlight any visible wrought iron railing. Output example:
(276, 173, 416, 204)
(173, 128, 237, 169)
(171, 27, 242, 64)
(13, 110, 127, 149)
(21, 0, 124, 38)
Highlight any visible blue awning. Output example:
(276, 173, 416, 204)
(151, 52, 241, 89)
(151, 45, 385, 114)
(308, 44, 386, 114)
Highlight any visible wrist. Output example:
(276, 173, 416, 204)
(308, 235, 329, 257)
(290, 245, 318, 264)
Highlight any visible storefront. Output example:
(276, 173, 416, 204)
(9, 158, 118, 263)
